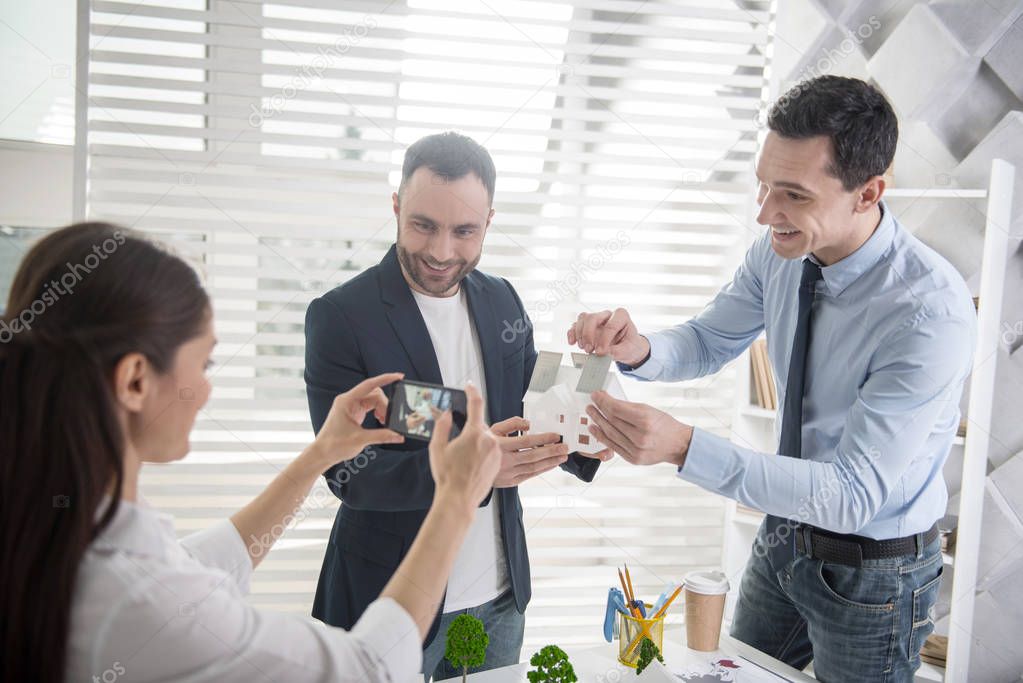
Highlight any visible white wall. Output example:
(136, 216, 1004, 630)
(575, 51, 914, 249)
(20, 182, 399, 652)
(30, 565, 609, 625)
(0, 139, 74, 228)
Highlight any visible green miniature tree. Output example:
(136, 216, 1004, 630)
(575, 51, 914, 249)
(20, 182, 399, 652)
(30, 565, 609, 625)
(444, 614, 489, 683)
(527, 645, 577, 683)
(635, 637, 664, 675)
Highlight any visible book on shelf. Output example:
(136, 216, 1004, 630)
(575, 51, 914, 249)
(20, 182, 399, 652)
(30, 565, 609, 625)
(750, 349, 766, 410)
(765, 345, 777, 408)
(749, 340, 777, 411)
(920, 634, 947, 667)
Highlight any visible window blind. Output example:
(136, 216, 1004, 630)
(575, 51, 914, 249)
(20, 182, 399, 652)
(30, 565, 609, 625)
(76, 0, 771, 652)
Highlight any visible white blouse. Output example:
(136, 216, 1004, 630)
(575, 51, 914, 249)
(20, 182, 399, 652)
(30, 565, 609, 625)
(66, 499, 422, 682)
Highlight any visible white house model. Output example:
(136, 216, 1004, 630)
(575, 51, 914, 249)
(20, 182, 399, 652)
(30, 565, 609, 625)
(523, 351, 626, 454)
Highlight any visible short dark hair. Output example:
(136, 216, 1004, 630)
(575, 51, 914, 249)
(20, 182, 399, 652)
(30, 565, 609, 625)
(399, 131, 497, 204)
(767, 75, 897, 191)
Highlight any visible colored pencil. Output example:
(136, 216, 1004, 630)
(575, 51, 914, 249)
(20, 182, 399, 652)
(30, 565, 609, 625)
(624, 564, 637, 607)
(617, 569, 636, 617)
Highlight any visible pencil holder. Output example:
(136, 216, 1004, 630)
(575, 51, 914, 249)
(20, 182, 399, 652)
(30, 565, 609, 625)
(617, 605, 665, 668)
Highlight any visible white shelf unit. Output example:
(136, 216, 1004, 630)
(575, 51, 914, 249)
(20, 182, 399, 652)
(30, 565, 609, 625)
(722, 161, 1015, 683)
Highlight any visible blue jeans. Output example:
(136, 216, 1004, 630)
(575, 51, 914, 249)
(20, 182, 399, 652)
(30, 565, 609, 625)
(731, 522, 942, 683)
(421, 589, 525, 682)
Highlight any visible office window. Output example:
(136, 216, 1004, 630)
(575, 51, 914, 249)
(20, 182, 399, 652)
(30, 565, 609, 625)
(75, 0, 771, 649)
(0, 0, 76, 145)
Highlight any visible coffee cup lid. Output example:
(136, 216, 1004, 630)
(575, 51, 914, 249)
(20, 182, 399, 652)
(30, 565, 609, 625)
(683, 570, 729, 595)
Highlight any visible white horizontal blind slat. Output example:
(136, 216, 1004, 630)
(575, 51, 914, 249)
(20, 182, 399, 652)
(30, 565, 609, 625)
(78, 0, 769, 654)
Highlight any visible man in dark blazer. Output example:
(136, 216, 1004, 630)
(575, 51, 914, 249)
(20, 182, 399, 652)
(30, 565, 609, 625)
(305, 132, 607, 680)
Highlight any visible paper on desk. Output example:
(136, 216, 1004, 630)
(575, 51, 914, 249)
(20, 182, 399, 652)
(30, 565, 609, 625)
(673, 655, 792, 682)
(633, 660, 677, 682)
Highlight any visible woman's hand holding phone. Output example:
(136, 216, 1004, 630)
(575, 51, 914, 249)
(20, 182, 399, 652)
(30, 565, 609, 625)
(311, 374, 499, 514)
(428, 383, 501, 516)
(235, 373, 405, 569)
(377, 382, 502, 638)
(311, 373, 406, 469)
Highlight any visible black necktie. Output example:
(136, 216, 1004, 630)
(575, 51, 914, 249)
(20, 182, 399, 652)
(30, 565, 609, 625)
(764, 258, 822, 568)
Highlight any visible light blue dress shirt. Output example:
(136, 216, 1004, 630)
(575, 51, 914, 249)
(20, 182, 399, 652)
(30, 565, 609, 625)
(623, 202, 977, 540)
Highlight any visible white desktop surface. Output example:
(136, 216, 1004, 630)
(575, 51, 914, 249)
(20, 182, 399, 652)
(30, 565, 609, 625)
(465, 629, 816, 682)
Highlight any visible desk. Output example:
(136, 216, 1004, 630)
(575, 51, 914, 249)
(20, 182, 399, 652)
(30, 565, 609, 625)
(466, 630, 816, 681)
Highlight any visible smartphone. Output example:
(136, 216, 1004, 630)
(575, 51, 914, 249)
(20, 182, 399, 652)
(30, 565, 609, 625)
(385, 379, 468, 441)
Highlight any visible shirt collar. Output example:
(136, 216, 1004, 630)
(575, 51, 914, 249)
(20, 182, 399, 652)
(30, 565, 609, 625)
(89, 497, 176, 560)
(806, 200, 895, 297)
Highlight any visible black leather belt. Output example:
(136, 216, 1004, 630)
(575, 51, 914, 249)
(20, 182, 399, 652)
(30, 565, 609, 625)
(794, 523, 939, 567)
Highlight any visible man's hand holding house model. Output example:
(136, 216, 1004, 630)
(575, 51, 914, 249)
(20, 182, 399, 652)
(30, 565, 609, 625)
(564, 310, 694, 469)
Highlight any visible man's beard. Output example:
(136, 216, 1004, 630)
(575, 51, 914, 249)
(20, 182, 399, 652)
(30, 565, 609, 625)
(396, 243, 480, 296)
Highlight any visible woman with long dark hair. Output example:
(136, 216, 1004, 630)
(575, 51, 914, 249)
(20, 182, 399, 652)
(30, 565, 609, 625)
(0, 222, 500, 682)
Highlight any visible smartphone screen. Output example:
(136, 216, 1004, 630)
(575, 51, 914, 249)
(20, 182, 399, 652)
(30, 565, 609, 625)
(386, 380, 467, 441)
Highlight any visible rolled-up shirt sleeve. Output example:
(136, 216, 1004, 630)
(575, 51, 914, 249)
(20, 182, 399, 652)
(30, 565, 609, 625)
(93, 568, 423, 683)
(222, 595, 423, 683)
(348, 598, 424, 681)
(171, 523, 422, 681)
(181, 518, 254, 595)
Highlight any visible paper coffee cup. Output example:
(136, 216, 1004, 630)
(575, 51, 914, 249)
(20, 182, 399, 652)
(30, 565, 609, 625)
(683, 570, 729, 652)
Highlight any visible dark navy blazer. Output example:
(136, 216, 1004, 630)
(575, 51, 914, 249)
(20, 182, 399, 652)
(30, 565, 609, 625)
(305, 244, 600, 647)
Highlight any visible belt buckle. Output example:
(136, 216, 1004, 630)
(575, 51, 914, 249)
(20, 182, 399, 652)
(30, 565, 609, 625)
(848, 543, 864, 568)
(800, 526, 814, 559)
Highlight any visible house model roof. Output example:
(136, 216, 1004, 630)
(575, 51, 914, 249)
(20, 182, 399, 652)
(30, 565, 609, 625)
(526, 351, 616, 395)
(522, 351, 625, 454)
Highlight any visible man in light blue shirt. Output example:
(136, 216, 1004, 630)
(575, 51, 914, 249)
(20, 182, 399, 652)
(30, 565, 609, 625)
(569, 76, 975, 682)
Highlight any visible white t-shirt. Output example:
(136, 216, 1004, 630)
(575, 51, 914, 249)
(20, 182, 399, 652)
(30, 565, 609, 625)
(411, 287, 510, 612)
